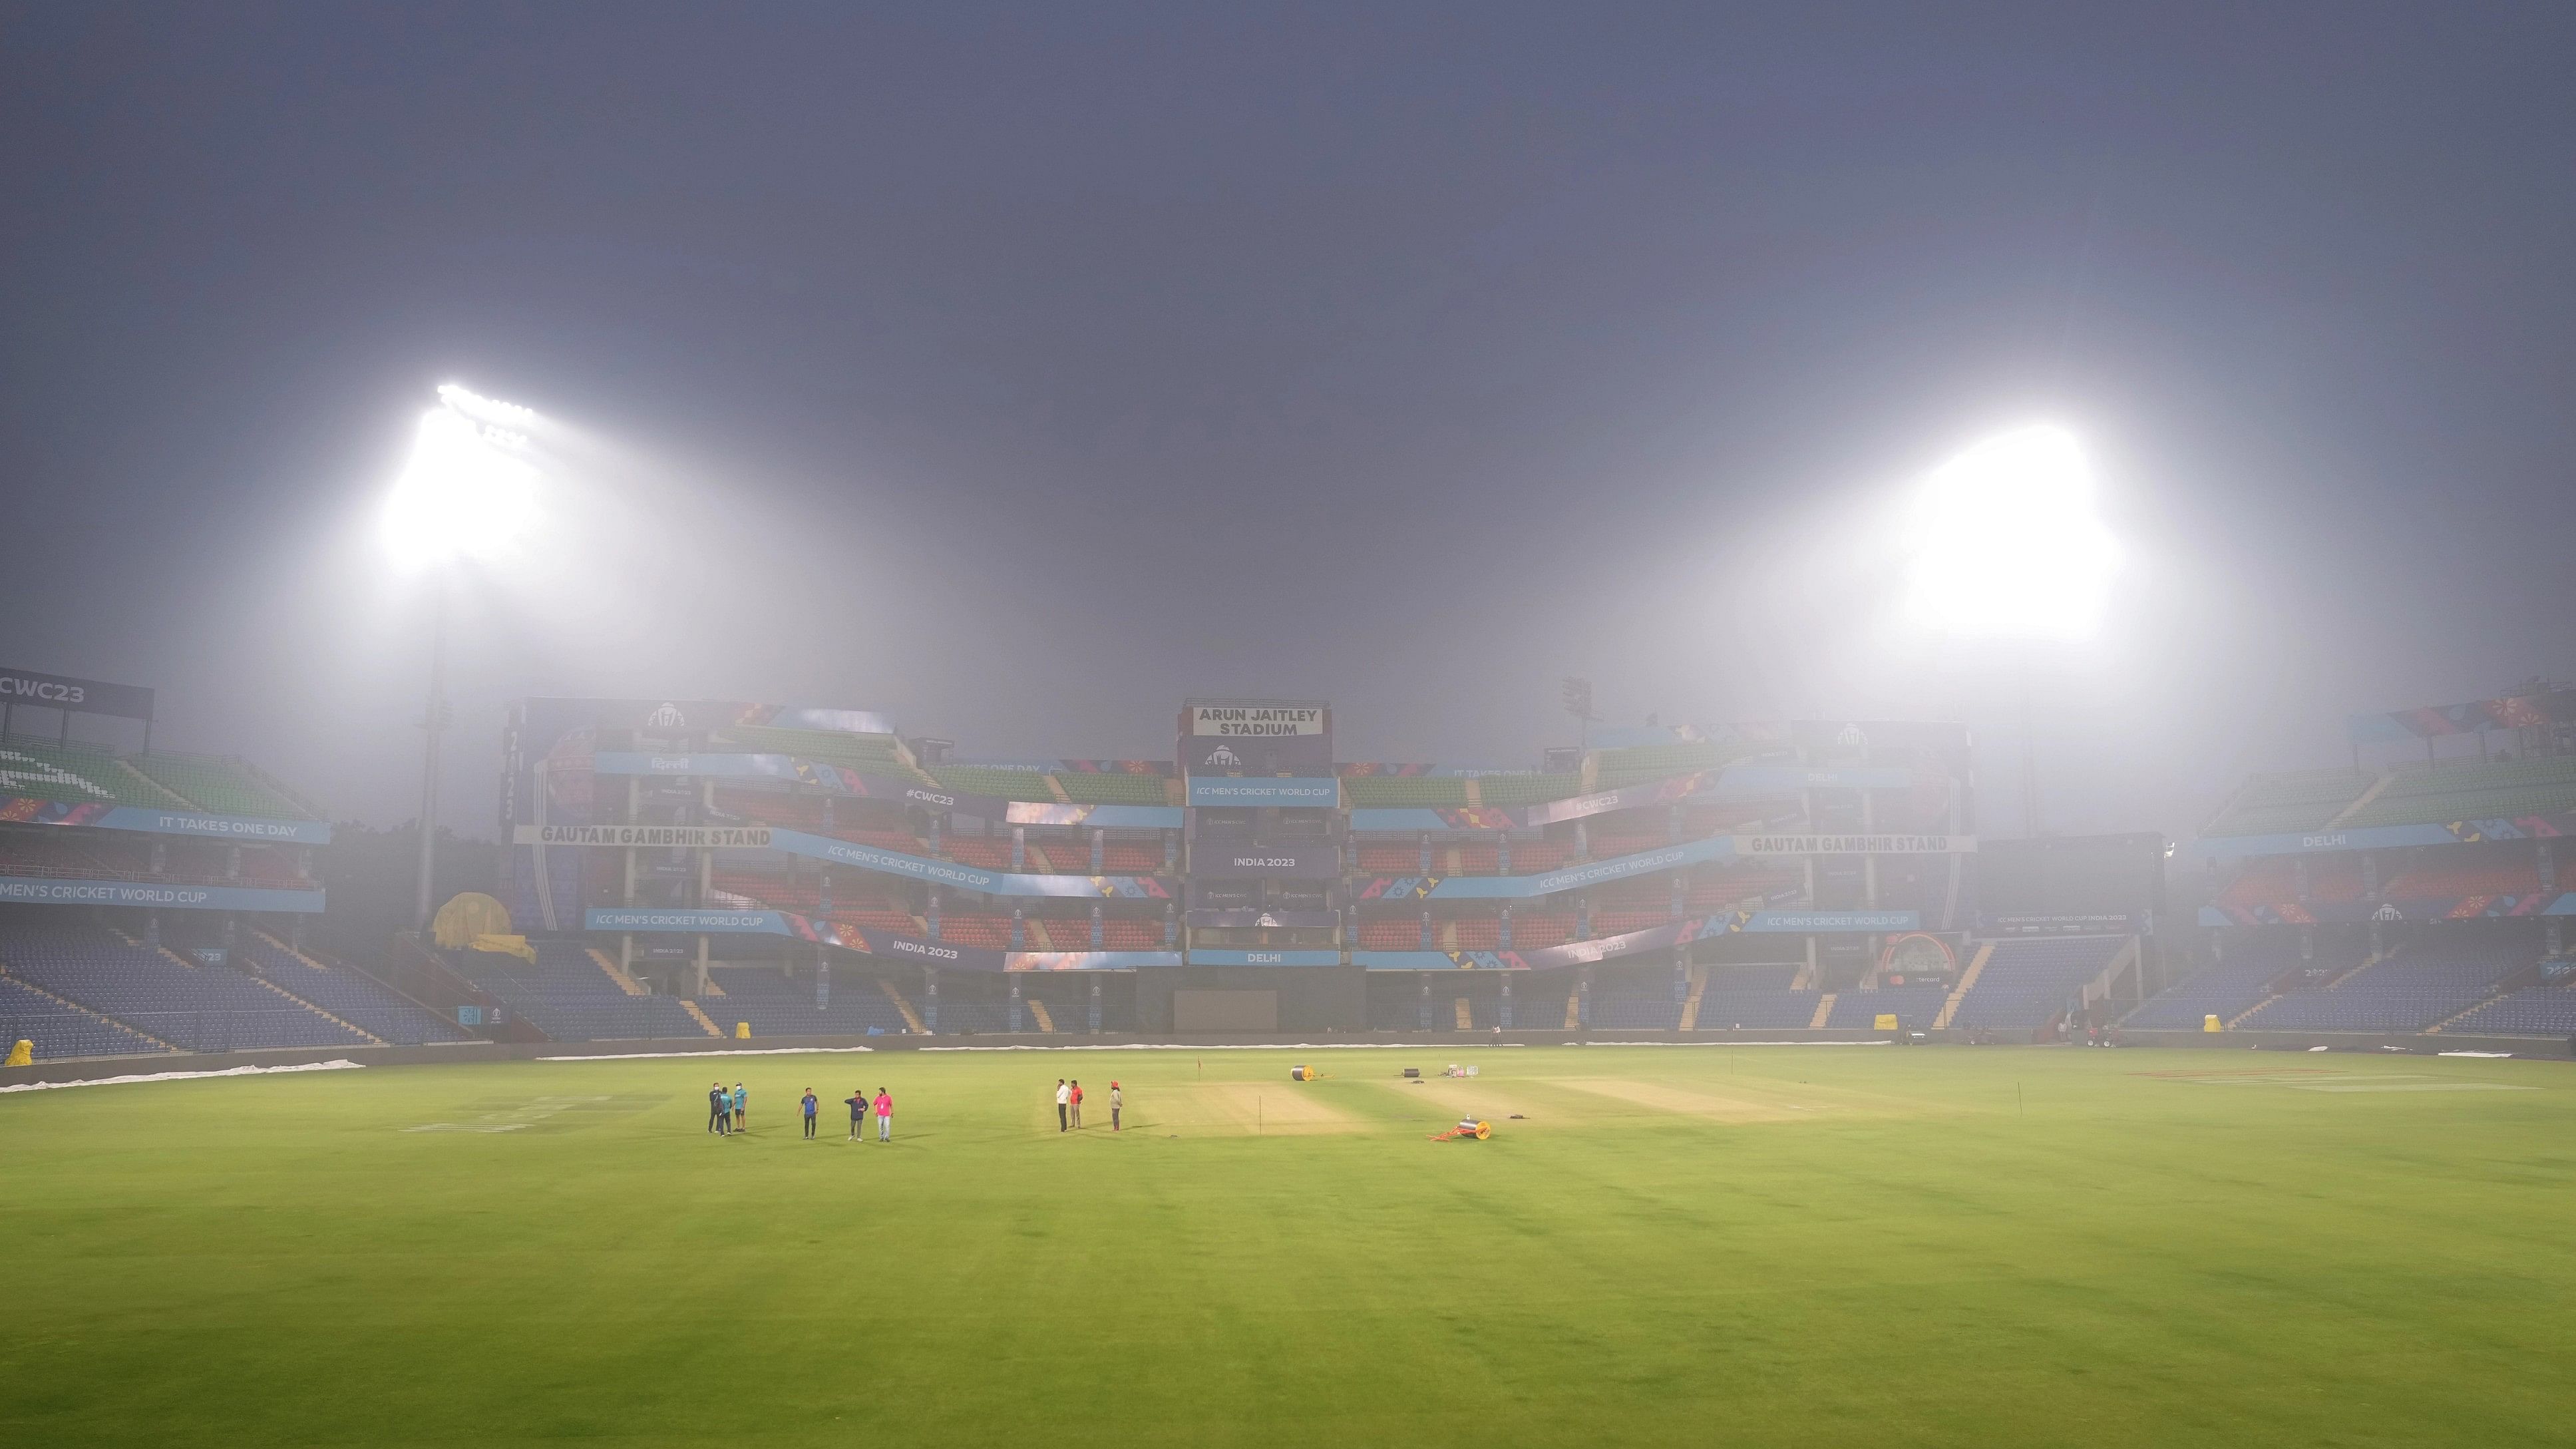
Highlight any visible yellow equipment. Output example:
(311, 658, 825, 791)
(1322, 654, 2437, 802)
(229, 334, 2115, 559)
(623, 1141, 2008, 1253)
(736, 1022, 751, 1039)
(1290, 1065, 1326, 1081)
(1430, 1119, 1492, 1141)
(2203, 1014, 2223, 1032)
(431, 892, 514, 949)
(1873, 1013, 1899, 1031)
(5, 1038, 31, 1067)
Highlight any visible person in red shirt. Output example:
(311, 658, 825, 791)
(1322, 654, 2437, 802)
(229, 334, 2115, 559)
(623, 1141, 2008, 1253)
(1068, 1080, 1085, 1130)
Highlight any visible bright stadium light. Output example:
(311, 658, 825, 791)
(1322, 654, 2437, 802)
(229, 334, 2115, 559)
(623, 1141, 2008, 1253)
(382, 383, 544, 932)
(1903, 424, 2118, 640)
(381, 391, 541, 571)
(1899, 423, 2119, 839)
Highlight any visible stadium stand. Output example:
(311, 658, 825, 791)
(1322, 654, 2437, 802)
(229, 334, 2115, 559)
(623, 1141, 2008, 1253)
(1692, 960, 1822, 1029)
(2338, 755, 2576, 829)
(1054, 771, 1169, 806)
(2442, 977, 2576, 1037)
(239, 934, 472, 1045)
(923, 764, 1056, 799)
(1588, 970, 1684, 1029)
(2239, 934, 2532, 1033)
(128, 753, 313, 818)
(448, 940, 707, 1041)
(0, 920, 371, 1051)
(2381, 849, 2547, 902)
(1342, 776, 1471, 808)
(2199, 769, 2373, 837)
(0, 739, 190, 807)
(701, 965, 912, 1036)
(1825, 983, 1948, 1029)
(0, 972, 170, 1059)
(1950, 936, 2127, 1030)
(2204, 757, 2576, 838)
(2121, 934, 2331, 1030)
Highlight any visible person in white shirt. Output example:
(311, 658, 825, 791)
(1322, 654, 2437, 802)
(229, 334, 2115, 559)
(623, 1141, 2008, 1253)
(1054, 1078, 1070, 1133)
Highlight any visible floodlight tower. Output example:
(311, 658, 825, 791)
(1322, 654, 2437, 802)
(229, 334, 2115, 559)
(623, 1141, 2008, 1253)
(1901, 425, 2119, 837)
(382, 385, 541, 931)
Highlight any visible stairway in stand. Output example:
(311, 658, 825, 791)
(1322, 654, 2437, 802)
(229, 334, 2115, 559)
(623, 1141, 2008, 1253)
(1932, 941, 1995, 1029)
(879, 979, 928, 1034)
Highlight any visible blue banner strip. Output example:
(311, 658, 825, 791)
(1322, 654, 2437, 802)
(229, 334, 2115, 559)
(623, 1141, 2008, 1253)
(1185, 949, 1344, 966)
(2192, 819, 2567, 858)
(1363, 837, 1739, 901)
(1352, 950, 1466, 970)
(0, 876, 325, 913)
(1, 803, 333, 845)
(762, 827, 1171, 899)
(1006, 951, 1183, 971)
(1185, 777, 1339, 807)
(586, 908, 791, 933)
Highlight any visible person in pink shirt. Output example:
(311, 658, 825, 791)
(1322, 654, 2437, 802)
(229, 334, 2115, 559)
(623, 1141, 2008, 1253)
(872, 1086, 893, 1142)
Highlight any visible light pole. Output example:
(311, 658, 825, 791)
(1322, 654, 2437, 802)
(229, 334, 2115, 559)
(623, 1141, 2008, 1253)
(1901, 424, 2118, 837)
(382, 385, 541, 931)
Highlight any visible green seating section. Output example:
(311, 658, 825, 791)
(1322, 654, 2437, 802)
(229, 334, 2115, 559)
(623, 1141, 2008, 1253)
(1055, 771, 1168, 805)
(927, 765, 1059, 801)
(130, 753, 313, 819)
(2203, 769, 2373, 836)
(1341, 776, 1470, 807)
(1472, 773, 1584, 807)
(0, 740, 186, 807)
(1594, 740, 1726, 775)
(2340, 755, 2576, 828)
(714, 724, 912, 775)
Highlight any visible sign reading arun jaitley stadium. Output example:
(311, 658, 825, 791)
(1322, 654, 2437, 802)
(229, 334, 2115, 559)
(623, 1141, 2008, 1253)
(1191, 705, 1326, 736)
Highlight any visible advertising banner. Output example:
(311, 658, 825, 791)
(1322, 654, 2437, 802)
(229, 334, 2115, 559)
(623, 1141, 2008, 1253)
(1006, 951, 1183, 971)
(514, 824, 775, 849)
(578, 906, 1014, 968)
(1186, 777, 1338, 807)
(1185, 948, 1344, 966)
(1356, 909, 1922, 969)
(1183, 909, 1342, 929)
(1714, 764, 1915, 794)
(586, 907, 793, 933)
(1359, 836, 1738, 901)
(1521, 773, 1712, 827)
(0, 666, 154, 720)
(1731, 833, 1975, 856)
(2192, 814, 2576, 859)
(1982, 912, 2142, 936)
(1188, 843, 1340, 879)
(1007, 803, 1184, 829)
(0, 876, 324, 913)
(0, 798, 331, 844)
(1346, 806, 1521, 833)
(763, 828, 1171, 899)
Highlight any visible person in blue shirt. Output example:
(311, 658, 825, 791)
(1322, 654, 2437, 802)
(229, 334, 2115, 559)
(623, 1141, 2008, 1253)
(730, 1082, 747, 1134)
(844, 1088, 868, 1141)
(707, 1082, 730, 1136)
(801, 1087, 819, 1139)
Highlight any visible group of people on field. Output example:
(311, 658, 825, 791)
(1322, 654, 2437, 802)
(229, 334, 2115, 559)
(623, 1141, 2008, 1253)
(1053, 1077, 1119, 1132)
(705, 1081, 894, 1141)
(703, 1076, 1131, 1141)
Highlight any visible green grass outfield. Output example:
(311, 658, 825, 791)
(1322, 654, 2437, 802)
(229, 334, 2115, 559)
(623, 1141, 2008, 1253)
(5, 1044, 2572, 1447)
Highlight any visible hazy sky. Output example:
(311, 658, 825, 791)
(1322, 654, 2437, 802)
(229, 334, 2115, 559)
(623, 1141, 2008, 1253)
(5, 4, 2571, 841)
